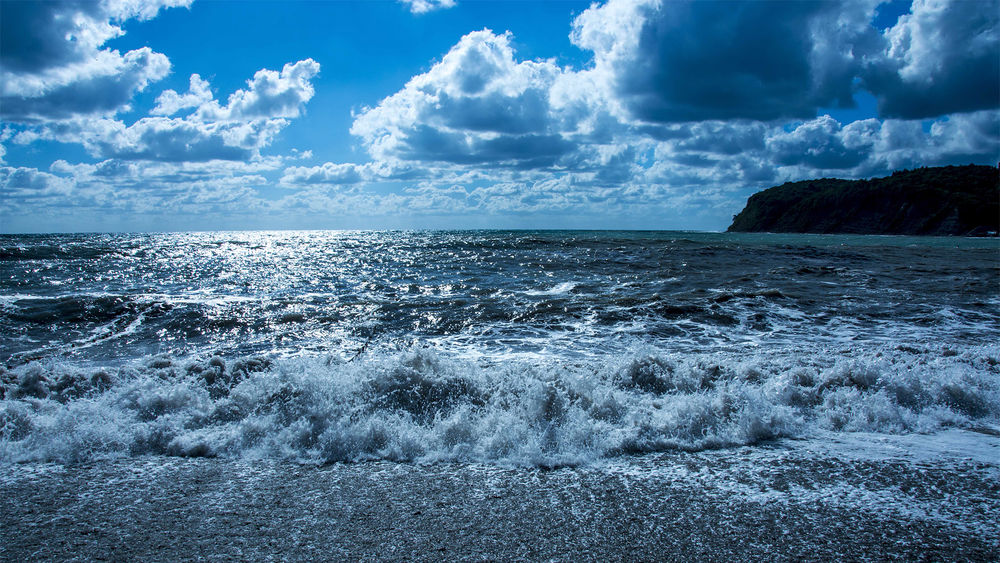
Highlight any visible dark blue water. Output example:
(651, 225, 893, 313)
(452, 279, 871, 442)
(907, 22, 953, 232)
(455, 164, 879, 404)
(1, 231, 998, 464)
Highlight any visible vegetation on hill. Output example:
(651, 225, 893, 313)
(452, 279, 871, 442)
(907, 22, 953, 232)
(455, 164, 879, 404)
(727, 165, 999, 236)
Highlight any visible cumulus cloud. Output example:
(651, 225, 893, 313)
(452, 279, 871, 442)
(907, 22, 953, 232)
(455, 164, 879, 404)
(152, 74, 213, 116)
(570, 0, 881, 123)
(399, 0, 456, 14)
(866, 110, 1000, 170)
(110, 118, 285, 161)
(193, 59, 320, 121)
(280, 162, 366, 187)
(5, 0, 999, 232)
(767, 115, 871, 170)
(925, 111, 1000, 161)
(0, 0, 189, 121)
(2, 47, 171, 122)
(0, 128, 8, 165)
(760, 110, 1000, 178)
(355, 0, 998, 178)
(864, 0, 1000, 119)
(638, 107, 1000, 194)
(341, 6, 999, 228)
(351, 29, 628, 175)
(23, 60, 320, 162)
(0, 166, 75, 197)
(352, 30, 564, 167)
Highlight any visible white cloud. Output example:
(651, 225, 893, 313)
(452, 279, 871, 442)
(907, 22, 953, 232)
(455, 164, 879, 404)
(0, 0, 189, 121)
(767, 115, 870, 170)
(2, 157, 275, 225)
(351, 30, 622, 173)
(194, 59, 320, 121)
(0, 166, 75, 197)
(152, 74, 213, 116)
(759, 111, 1000, 178)
(24, 117, 276, 162)
(280, 162, 366, 187)
(50, 157, 282, 181)
(927, 111, 1000, 160)
(23, 60, 320, 163)
(0, 128, 8, 165)
(399, 0, 456, 14)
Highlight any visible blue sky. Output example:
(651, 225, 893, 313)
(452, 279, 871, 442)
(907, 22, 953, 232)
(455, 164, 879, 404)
(1, 0, 998, 233)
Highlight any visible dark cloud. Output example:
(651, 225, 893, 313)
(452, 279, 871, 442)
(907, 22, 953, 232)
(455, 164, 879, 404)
(0, 0, 106, 72)
(395, 126, 575, 169)
(863, 0, 1000, 119)
(673, 122, 767, 155)
(668, 153, 721, 168)
(436, 89, 551, 135)
(571, 0, 880, 123)
(470, 134, 577, 168)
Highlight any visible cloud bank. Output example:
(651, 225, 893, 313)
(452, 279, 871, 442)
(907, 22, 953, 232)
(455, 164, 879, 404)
(334, 0, 999, 224)
(2, 0, 998, 232)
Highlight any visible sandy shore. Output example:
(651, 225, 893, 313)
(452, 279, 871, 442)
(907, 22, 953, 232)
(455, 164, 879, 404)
(2, 430, 998, 561)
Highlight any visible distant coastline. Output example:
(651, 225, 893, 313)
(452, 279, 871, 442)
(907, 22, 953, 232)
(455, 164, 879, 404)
(728, 165, 1000, 236)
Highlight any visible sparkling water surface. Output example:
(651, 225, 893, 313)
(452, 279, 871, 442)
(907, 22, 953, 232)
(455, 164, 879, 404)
(3, 230, 997, 364)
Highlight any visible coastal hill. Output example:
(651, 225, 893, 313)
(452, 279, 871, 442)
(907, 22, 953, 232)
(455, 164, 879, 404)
(727, 165, 999, 236)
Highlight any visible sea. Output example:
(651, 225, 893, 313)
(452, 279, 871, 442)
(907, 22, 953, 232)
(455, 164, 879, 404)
(1, 230, 997, 466)
(2, 230, 999, 558)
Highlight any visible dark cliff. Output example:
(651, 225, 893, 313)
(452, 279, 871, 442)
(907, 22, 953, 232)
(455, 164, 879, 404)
(727, 165, 999, 236)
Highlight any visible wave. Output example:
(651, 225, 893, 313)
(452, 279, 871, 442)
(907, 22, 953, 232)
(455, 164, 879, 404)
(1, 343, 997, 466)
(0, 241, 125, 261)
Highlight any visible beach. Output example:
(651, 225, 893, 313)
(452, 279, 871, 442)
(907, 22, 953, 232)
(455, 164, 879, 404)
(3, 429, 997, 561)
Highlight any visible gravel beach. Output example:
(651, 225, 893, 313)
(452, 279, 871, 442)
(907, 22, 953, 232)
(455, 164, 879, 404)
(3, 430, 997, 562)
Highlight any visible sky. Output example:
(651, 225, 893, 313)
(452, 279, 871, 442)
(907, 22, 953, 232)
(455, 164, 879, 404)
(1, 0, 998, 233)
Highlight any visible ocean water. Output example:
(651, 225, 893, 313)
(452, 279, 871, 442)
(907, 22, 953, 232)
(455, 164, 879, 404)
(1, 230, 998, 466)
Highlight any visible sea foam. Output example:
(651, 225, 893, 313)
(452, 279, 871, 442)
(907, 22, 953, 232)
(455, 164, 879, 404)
(2, 343, 997, 466)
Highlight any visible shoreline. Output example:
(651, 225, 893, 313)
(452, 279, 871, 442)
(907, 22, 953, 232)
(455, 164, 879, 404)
(3, 430, 997, 561)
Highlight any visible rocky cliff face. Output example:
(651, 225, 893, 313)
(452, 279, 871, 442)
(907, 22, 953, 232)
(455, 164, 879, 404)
(728, 165, 999, 236)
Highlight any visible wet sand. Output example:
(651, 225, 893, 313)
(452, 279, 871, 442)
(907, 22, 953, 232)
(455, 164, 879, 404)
(2, 431, 998, 561)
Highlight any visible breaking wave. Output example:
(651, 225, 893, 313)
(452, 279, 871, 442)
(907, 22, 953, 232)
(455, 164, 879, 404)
(2, 344, 997, 466)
